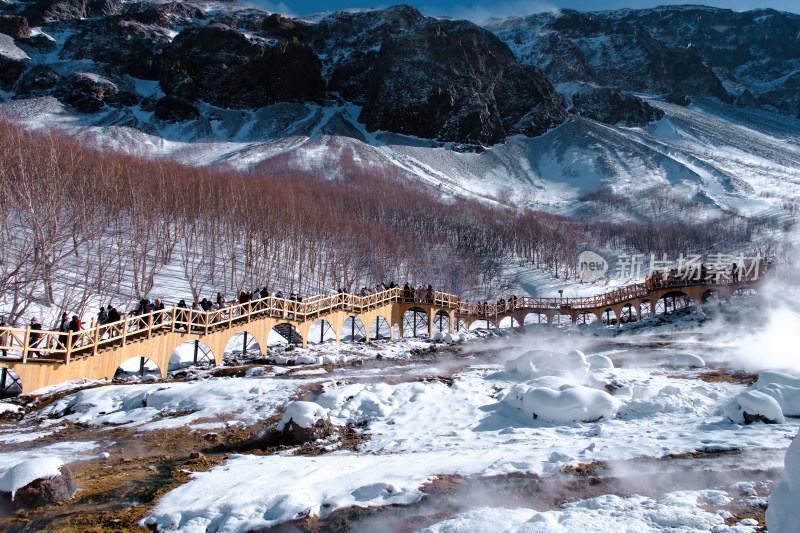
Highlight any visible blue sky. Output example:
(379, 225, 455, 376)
(253, 0, 799, 21)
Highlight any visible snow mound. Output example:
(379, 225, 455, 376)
(723, 390, 785, 424)
(766, 426, 800, 532)
(521, 385, 620, 423)
(0, 403, 20, 414)
(505, 349, 589, 377)
(422, 491, 741, 532)
(669, 352, 705, 368)
(751, 383, 800, 417)
(443, 333, 454, 343)
(0, 457, 64, 497)
(587, 354, 614, 369)
(433, 331, 444, 342)
(321, 355, 337, 365)
(755, 371, 800, 389)
(295, 355, 318, 365)
(277, 401, 328, 431)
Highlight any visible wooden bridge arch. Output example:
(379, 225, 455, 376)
(0, 279, 762, 393)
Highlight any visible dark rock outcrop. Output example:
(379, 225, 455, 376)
(565, 85, 664, 126)
(0, 34, 28, 91)
(321, 6, 565, 146)
(0, 15, 31, 39)
(123, 1, 204, 29)
(154, 95, 199, 122)
(159, 22, 324, 109)
(60, 72, 138, 112)
(24, 0, 123, 23)
(61, 18, 171, 79)
(14, 65, 61, 97)
(487, 6, 799, 116)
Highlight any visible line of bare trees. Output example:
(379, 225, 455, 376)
(0, 121, 776, 326)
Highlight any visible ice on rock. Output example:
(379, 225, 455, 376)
(669, 352, 705, 368)
(521, 385, 620, 423)
(766, 426, 800, 532)
(723, 390, 785, 424)
(277, 401, 328, 431)
(244, 367, 267, 377)
(587, 354, 614, 369)
(0, 457, 64, 498)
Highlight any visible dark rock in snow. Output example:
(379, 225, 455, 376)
(60, 72, 134, 113)
(0, 465, 77, 510)
(14, 64, 60, 97)
(0, 15, 31, 39)
(154, 95, 199, 122)
(282, 417, 336, 444)
(565, 84, 665, 126)
(0, 34, 28, 91)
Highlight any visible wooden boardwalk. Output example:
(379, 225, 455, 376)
(0, 279, 759, 393)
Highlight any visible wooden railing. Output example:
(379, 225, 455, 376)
(0, 276, 759, 364)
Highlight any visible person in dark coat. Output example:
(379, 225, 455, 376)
(107, 305, 121, 324)
(29, 317, 42, 356)
(0, 316, 7, 357)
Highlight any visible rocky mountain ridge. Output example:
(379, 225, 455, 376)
(0, 1, 797, 153)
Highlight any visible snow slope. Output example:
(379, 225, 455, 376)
(2, 94, 799, 219)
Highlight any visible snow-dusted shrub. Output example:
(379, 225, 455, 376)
(669, 353, 705, 368)
(766, 427, 800, 532)
(587, 354, 614, 369)
(521, 385, 620, 423)
(723, 390, 785, 424)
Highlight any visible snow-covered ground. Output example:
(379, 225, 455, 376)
(1, 282, 798, 531)
(2, 92, 799, 220)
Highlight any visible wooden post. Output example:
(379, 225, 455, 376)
(21, 326, 30, 364)
(66, 331, 73, 363)
(147, 311, 154, 337)
(93, 318, 100, 357)
(171, 305, 177, 333)
(247, 301, 253, 323)
(203, 310, 209, 335)
(121, 316, 128, 345)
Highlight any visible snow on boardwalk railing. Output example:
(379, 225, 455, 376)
(0, 277, 761, 366)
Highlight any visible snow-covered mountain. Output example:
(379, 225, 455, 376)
(0, 1, 799, 218)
